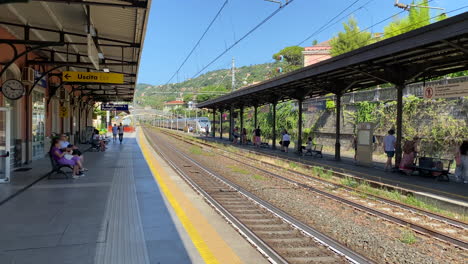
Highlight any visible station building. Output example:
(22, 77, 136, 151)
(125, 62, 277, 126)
(0, 0, 150, 181)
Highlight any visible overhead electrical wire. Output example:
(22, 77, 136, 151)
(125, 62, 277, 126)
(165, 0, 229, 85)
(297, 0, 363, 46)
(294, 1, 464, 70)
(191, 0, 296, 79)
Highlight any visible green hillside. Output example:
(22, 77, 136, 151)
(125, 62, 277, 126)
(134, 62, 276, 108)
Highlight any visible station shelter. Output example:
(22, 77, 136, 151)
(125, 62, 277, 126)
(0, 0, 150, 182)
(198, 13, 468, 166)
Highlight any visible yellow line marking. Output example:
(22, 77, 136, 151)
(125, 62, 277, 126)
(138, 130, 243, 264)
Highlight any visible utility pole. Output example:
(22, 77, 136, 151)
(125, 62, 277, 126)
(231, 57, 236, 91)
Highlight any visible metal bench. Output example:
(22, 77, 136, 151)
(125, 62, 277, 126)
(48, 154, 73, 179)
(409, 156, 453, 181)
(303, 144, 323, 158)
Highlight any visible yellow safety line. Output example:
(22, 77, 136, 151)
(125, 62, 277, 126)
(138, 131, 243, 264)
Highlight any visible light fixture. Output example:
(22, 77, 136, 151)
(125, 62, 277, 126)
(98, 53, 105, 59)
(103, 68, 110, 73)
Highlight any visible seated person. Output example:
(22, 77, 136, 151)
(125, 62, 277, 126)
(59, 135, 82, 156)
(400, 140, 416, 175)
(302, 137, 313, 154)
(92, 130, 106, 152)
(431, 160, 444, 177)
(50, 138, 85, 179)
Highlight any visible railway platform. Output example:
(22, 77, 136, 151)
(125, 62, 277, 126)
(197, 134, 468, 206)
(0, 132, 267, 264)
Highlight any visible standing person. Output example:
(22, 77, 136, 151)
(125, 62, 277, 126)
(455, 141, 468, 184)
(383, 129, 396, 171)
(254, 126, 261, 147)
(118, 123, 124, 144)
(205, 125, 209, 137)
(282, 130, 291, 153)
(232, 127, 239, 144)
(112, 124, 118, 142)
(241, 128, 247, 144)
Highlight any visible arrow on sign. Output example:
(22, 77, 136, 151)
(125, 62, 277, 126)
(64, 73, 70, 80)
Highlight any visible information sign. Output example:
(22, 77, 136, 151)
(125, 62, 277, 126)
(423, 82, 468, 99)
(59, 106, 68, 118)
(62, 71, 124, 84)
(101, 104, 129, 111)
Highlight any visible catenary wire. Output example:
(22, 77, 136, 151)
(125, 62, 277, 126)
(190, 0, 296, 79)
(165, 0, 229, 85)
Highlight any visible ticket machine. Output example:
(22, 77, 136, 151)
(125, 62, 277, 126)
(356, 122, 375, 167)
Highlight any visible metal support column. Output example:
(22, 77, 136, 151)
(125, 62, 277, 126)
(395, 84, 404, 168)
(219, 109, 223, 139)
(229, 107, 233, 141)
(212, 108, 216, 137)
(297, 98, 303, 153)
(239, 106, 244, 145)
(335, 93, 342, 161)
(272, 102, 277, 150)
(254, 105, 258, 129)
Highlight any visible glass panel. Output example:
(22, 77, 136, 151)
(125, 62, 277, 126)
(0, 110, 8, 180)
(32, 91, 45, 160)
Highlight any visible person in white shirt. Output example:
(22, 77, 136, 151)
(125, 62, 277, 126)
(112, 124, 118, 142)
(383, 129, 396, 171)
(282, 130, 291, 153)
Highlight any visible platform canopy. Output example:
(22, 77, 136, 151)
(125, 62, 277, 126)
(197, 12, 468, 109)
(0, 0, 151, 102)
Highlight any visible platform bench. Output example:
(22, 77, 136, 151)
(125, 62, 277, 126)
(48, 154, 73, 179)
(303, 144, 323, 158)
(409, 157, 452, 182)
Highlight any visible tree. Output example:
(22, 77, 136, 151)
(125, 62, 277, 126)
(383, 0, 431, 39)
(273, 46, 304, 67)
(329, 17, 372, 57)
(196, 85, 228, 103)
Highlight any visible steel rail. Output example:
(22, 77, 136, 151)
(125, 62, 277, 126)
(162, 129, 468, 229)
(158, 128, 468, 250)
(144, 128, 374, 264)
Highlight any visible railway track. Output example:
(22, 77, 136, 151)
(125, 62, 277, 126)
(157, 128, 468, 250)
(144, 128, 373, 264)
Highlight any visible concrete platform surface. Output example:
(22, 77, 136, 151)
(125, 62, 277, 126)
(0, 133, 267, 264)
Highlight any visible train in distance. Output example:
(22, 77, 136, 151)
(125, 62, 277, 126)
(161, 117, 211, 133)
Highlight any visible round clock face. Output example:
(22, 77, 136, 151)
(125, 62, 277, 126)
(1, 79, 25, 100)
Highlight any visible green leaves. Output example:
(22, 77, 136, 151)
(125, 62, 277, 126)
(329, 17, 372, 57)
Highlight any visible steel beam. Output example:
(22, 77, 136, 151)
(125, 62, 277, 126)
(30, 0, 148, 8)
(334, 93, 341, 161)
(297, 98, 303, 153)
(272, 101, 277, 150)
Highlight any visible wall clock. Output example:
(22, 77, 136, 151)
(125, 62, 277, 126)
(1, 79, 25, 100)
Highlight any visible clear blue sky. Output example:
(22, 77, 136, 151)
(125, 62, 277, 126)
(138, 0, 466, 85)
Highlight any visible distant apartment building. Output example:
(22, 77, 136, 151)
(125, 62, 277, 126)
(163, 100, 185, 112)
(302, 40, 332, 67)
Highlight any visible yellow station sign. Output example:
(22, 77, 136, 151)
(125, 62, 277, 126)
(62, 71, 124, 84)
